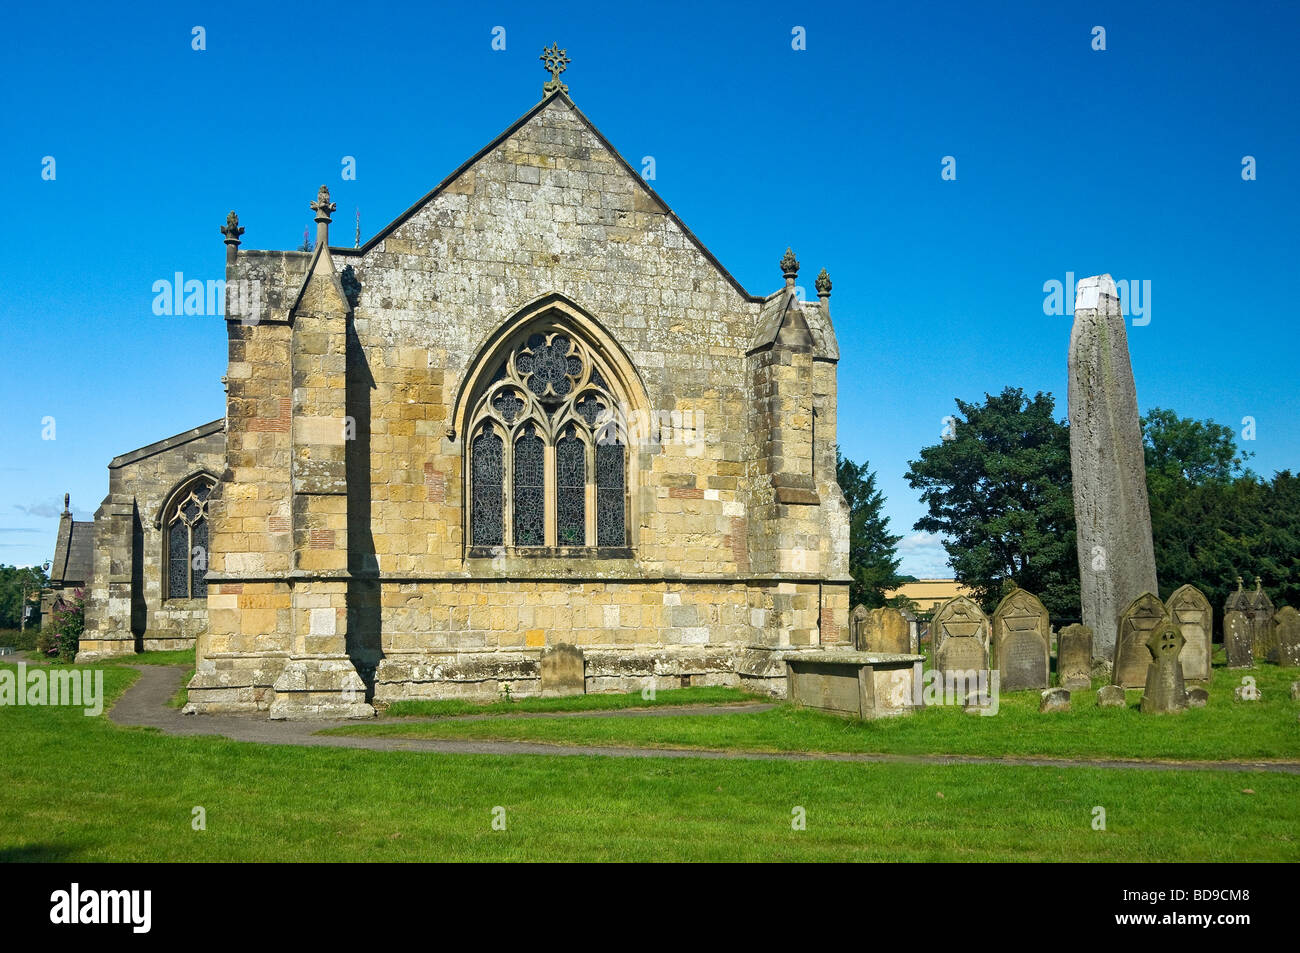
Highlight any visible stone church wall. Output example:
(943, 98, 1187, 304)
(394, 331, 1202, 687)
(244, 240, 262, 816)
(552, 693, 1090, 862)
(192, 92, 850, 713)
(77, 422, 225, 660)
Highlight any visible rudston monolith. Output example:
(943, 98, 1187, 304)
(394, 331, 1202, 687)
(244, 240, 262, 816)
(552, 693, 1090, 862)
(1067, 274, 1159, 662)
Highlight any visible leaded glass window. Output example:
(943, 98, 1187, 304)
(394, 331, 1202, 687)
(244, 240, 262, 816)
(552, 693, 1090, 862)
(164, 477, 214, 600)
(556, 426, 585, 546)
(471, 428, 504, 546)
(465, 320, 630, 553)
(513, 424, 545, 546)
(596, 433, 626, 547)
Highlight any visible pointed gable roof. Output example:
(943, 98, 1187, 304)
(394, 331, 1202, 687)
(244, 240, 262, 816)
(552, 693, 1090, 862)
(331, 91, 763, 305)
(750, 289, 840, 360)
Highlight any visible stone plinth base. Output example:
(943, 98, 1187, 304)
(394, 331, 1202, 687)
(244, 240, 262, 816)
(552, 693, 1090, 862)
(184, 653, 288, 714)
(779, 649, 924, 719)
(74, 640, 137, 664)
(268, 657, 374, 720)
(373, 647, 745, 704)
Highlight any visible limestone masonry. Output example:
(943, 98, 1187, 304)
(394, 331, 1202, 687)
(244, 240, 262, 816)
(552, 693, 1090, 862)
(67, 85, 852, 718)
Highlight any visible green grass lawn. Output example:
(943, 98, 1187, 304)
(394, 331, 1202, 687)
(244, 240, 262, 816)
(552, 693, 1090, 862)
(328, 663, 1300, 763)
(3, 661, 1298, 861)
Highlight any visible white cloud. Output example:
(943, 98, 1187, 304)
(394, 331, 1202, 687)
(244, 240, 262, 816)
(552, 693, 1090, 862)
(897, 532, 951, 578)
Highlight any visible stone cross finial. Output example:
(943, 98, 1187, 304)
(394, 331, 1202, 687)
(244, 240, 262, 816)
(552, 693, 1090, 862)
(1254, 575, 1263, 592)
(63, 493, 70, 514)
(311, 185, 337, 248)
(220, 211, 245, 264)
(1236, 575, 1244, 591)
(780, 247, 800, 287)
(815, 268, 832, 297)
(541, 43, 570, 96)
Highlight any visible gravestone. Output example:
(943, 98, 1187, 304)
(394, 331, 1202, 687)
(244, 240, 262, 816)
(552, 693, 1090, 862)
(1224, 609, 1254, 668)
(993, 588, 1050, 691)
(1222, 608, 1253, 670)
(931, 596, 990, 677)
(1057, 624, 1093, 690)
(1139, 620, 1187, 714)
(1187, 687, 1209, 708)
(850, 604, 870, 650)
(1113, 592, 1166, 688)
(539, 643, 585, 696)
(1068, 274, 1159, 663)
(859, 607, 910, 655)
(1248, 577, 1277, 663)
(900, 607, 920, 653)
(1274, 606, 1300, 668)
(1096, 684, 1127, 707)
(1166, 584, 1212, 681)
(1039, 687, 1070, 712)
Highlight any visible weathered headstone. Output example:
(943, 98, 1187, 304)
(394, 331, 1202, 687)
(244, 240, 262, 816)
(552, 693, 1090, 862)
(539, 643, 585, 696)
(900, 607, 920, 654)
(1166, 584, 1212, 681)
(931, 596, 990, 677)
(1096, 684, 1127, 708)
(1057, 624, 1094, 690)
(1186, 687, 1209, 708)
(1113, 592, 1166, 688)
(1140, 620, 1187, 714)
(1068, 274, 1159, 663)
(1274, 607, 1300, 668)
(993, 588, 1050, 691)
(1224, 609, 1253, 668)
(860, 607, 911, 655)
(1039, 687, 1071, 712)
(849, 604, 870, 650)
(1249, 577, 1277, 662)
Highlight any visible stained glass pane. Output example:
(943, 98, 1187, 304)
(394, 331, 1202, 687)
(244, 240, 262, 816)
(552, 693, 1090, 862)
(590, 367, 607, 389)
(168, 521, 189, 599)
(190, 519, 208, 598)
(471, 429, 504, 546)
(492, 389, 523, 424)
(575, 394, 604, 427)
(557, 431, 586, 547)
(597, 440, 626, 547)
(181, 495, 200, 524)
(196, 483, 211, 502)
(513, 426, 545, 546)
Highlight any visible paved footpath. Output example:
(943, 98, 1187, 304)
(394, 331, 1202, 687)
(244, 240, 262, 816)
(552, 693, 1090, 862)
(110, 665, 1300, 775)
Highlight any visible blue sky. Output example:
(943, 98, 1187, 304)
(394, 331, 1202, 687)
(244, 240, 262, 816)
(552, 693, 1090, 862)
(2, 0, 1297, 574)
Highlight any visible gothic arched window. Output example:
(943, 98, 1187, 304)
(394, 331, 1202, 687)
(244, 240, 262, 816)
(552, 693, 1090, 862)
(466, 326, 630, 554)
(164, 476, 215, 599)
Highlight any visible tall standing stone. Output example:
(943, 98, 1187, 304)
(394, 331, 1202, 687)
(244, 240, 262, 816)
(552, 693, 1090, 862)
(992, 588, 1050, 691)
(1273, 606, 1300, 667)
(1058, 623, 1094, 690)
(1068, 274, 1159, 662)
(1139, 620, 1188, 714)
(1166, 584, 1212, 681)
(1113, 592, 1166, 688)
(931, 596, 991, 676)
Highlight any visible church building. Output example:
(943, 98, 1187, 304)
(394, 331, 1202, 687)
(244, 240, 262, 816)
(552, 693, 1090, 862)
(70, 50, 850, 718)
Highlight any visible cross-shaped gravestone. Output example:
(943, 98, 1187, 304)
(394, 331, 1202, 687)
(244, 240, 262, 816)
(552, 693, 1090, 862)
(1140, 621, 1188, 714)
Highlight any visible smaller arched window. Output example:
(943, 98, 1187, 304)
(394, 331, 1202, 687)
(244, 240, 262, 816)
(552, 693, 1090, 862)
(163, 476, 215, 600)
